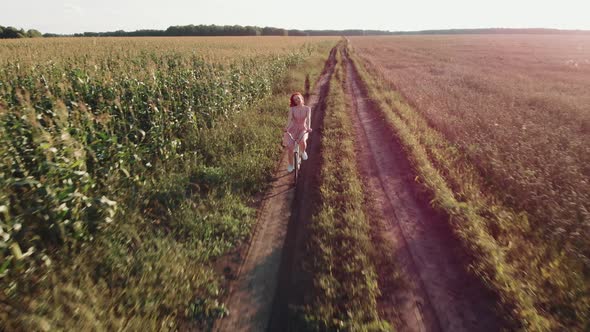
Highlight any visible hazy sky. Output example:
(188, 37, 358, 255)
(2, 0, 589, 34)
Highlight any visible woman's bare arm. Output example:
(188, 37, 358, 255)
(284, 107, 293, 131)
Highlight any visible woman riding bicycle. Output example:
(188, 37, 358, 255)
(283, 92, 312, 173)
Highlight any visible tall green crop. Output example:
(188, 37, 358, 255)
(0, 39, 307, 272)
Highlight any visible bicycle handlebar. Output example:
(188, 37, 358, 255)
(285, 129, 312, 143)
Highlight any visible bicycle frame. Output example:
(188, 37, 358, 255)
(286, 130, 309, 183)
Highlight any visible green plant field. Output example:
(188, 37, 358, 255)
(0, 36, 337, 330)
(347, 37, 589, 331)
(293, 44, 392, 331)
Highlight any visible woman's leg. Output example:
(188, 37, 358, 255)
(299, 140, 306, 155)
(299, 133, 308, 159)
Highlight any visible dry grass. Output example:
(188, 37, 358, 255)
(350, 36, 590, 233)
(349, 35, 590, 330)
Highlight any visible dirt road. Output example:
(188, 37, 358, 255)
(342, 47, 502, 332)
(213, 47, 337, 332)
(215, 44, 502, 332)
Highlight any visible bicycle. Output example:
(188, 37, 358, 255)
(285, 129, 311, 184)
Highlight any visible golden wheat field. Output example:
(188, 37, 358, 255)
(350, 35, 590, 330)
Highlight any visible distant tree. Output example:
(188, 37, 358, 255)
(1, 26, 22, 38)
(287, 29, 307, 36)
(247, 26, 259, 35)
(27, 29, 42, 37)
(17, 27, 26, 38)
(262, 27, 287, 36)
(244, 25, 260, 36)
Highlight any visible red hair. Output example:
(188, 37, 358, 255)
(290, 92, 304, 107)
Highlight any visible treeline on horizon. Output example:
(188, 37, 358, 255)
(2, 23, 590, 38)
(69, 25, 394, 37)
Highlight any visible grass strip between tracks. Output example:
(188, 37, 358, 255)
(295, 44, 392, 331)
